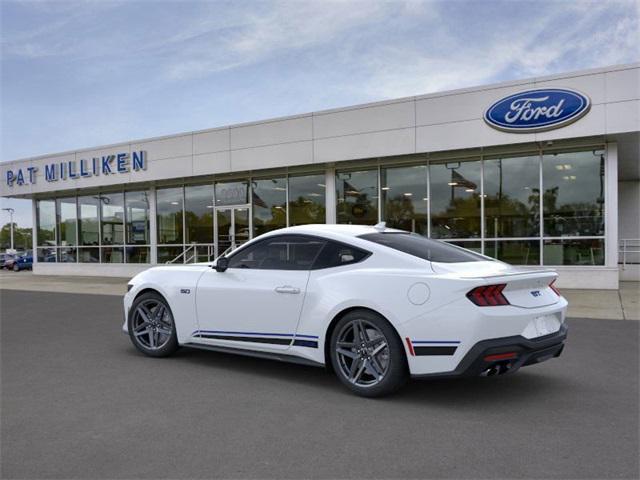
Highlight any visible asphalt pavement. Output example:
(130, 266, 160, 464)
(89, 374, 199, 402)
(1, 289, 638, 479)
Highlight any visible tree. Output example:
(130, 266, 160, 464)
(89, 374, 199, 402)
(0, 223, 32, 251)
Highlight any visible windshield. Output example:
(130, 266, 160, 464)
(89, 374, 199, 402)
(359, 232, 488, 263)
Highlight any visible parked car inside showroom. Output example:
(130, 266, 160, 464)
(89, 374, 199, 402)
(123, 224, 568, 397)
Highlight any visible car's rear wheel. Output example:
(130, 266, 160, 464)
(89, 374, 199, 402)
(128, 292, 178, 357)
(330, 310, 408, 397)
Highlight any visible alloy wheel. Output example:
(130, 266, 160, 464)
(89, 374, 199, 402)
(131, 299, 174, 350)
(335, 319, 390, 387)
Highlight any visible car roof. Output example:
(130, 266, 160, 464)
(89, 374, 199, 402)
(257, 224, 406, 242)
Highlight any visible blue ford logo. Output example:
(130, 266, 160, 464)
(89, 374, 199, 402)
(484, 88, 590, 133)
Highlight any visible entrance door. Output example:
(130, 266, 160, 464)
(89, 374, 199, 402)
(215, 206, 250, 257)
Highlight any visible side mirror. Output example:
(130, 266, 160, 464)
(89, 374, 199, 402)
(214, 256, 229, 272)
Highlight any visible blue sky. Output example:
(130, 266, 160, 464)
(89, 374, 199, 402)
(1, 0, 639, 228)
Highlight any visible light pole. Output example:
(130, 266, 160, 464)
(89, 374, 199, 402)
(2, 207, 15, 251)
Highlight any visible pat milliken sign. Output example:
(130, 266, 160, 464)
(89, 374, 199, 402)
(484, 88, 591, 133)
(5, 151, 147, 187)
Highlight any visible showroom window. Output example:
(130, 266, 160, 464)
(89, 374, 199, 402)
(288, 173, 326, 226)
(381, 165, 429, 235)
(36, 199, 57, 262)
(430, 159, 481, 239)
(100, 192, 124, 263)
(184, 184, 214, 262)
(252, 177, 286, 237)
(56, 197, 77, 263)
(77, 195, 100, 263)
(125, 190, 151, 263)
(336, 169, 379, 225)
(484, 155, 540, 238)
(334, 147, 605, 266)
(156, 187, 184, 264)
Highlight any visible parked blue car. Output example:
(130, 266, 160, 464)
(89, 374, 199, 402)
(12, 252, 33, 271)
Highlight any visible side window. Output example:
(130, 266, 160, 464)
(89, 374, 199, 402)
(227, 235, 326, 270)
(312, 241, 370, 269)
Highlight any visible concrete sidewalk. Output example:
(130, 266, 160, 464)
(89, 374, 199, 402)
(1, 270, 638, 320)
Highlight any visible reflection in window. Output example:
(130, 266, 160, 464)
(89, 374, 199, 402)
(36, 200, 56, 246)
(252, 177, 286, 236)
(185, 184, 214, 244)
(443, 241, 482, 254)
(215, 181, 248, 206)
(56, 198, 77, 246)
(125, 191, 150, 245)
(288, 174, 326, 226)
(382, 165, 428, 235)
(157, 187, 183, 244)
(543, 238, 604, 265)
(543, 150, 605, 237)
(336, 170, 378, 225)
(101, 246, 124, 263)
(430, 160, 481, 238)
(157, 246, 183, 264)
(78, 196, 100, 246)
(126, 246, 150, 263)
(484, 156, 540, 238)
(485, 240, 540, 265)
(78, 247, 99, 263)
(59, 246, 76, 263)
(100, 193, 124, 245)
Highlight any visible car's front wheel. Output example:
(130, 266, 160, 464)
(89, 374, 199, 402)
(12, 263, 19, 272)
(330, 309, 408, 397)
(128, 292, 179, 357)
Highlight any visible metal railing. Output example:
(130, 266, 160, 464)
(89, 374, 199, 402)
(619, 239, 640, 269)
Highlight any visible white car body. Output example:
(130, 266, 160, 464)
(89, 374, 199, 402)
(123, 224, 568, 378)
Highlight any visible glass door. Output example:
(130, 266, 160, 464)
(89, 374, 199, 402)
(215, 206, 251, 257)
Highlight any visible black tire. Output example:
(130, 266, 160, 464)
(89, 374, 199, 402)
(128, 291, 179, 357)
(330, 309, 408, 397)
(13, 263, 19, 272)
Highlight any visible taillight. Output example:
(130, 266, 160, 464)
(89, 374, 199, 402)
(466, 284, 509, 306)
(549, 279, 561, 297)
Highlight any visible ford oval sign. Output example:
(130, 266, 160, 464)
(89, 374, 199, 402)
(484, 88, 591, 133)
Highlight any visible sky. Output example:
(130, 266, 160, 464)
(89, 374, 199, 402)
(1, 0, 639, 228)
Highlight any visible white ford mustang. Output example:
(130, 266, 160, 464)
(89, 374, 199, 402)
(123, 224, 568, 397)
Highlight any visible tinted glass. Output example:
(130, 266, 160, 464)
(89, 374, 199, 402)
(382, 165, 428, 235)
(484, 155, 540, 237)
(228, 235, 325, 270)
(125, 191, 150, 245)
(336, 170, 378, 225)
(157, 187, 183, 244)
(359, 232, 486, 263)
(430, 160, 481, 238)
(215, 181, 248, 206)
(289, 174, 326, 225)
(56, 197, 77, 246)
(252, 177, 286, 236)
(312, 241, 370, 269)
(542, 150, 605, 236)
(37, 200, 56, 246)
(101, 193, 124, 245)
(185, 184, 214, 243)
(78, 196, 100, 246)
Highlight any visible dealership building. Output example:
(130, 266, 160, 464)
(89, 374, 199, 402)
(1, 63, 638, 289)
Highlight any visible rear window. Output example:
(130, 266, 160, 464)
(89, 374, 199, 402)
(359, 232, 488, 263)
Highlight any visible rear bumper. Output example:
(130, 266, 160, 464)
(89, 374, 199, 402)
(411, 323, 567, 379)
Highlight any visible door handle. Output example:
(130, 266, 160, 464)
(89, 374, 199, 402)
(275, 285, 301, 294)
